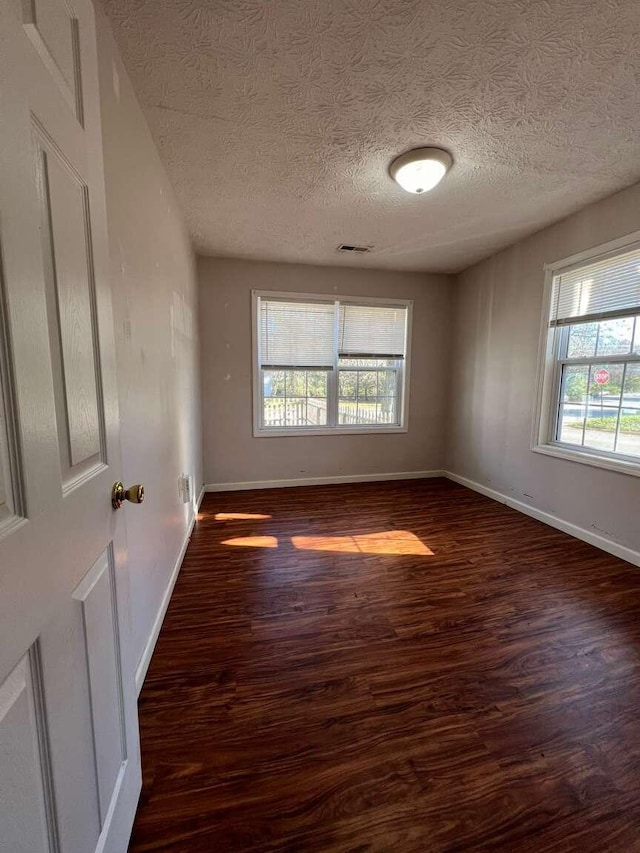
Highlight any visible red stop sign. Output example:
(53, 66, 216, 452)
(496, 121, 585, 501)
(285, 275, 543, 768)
(594, 368, 610, 386)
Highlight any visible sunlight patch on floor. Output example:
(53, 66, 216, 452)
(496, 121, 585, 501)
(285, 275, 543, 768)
(221, 535, 279, 548)
(215, 512, 272, 520)
(291, 531, 433, 556)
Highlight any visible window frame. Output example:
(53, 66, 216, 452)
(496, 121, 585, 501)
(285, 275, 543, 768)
(532, 231, 640, 478)
(252, 290, 412, 437)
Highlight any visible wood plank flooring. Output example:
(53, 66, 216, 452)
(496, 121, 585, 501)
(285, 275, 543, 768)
(129, 478, 640, 852)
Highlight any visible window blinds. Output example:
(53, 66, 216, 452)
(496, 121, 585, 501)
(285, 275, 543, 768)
(259, 298, 335, 368)
(550, 244, 640, 326)
(338, 304, 407, 358)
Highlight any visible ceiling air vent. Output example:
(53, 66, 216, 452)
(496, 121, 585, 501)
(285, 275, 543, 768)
(337, 244, 371, 254)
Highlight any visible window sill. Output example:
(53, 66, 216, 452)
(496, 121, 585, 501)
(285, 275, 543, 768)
(254, 425, 408, 438)
(532, 441, 640, 478)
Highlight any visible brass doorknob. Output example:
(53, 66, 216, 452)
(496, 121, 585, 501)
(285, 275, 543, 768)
(112, 482, 145, 509)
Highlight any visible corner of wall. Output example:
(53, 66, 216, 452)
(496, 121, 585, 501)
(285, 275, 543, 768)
(95, 6, 204, 674)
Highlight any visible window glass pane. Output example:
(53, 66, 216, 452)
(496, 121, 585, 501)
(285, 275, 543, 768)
(263, 369, 284, 398)
(595, 317, 634, 356)
(358, 371, 378, 399)
(567, 322, 598, 358)
(307, 371, 327, 398)
(377, 370, 398, 423)
(583, 412, 617, 453)
(557, 363, 638, 456)
(558, 403, 586, 445)
(561, 364, 589, 405)
(616, 407, 640, 458)
(581, 364, 630, 455)
(588, 363, 623, 408)
(558, 365, 588, 444)
(339, 371, 357, 400)
(286, 371, 307, 397)
(262, 369, 327, 428)
(633, 318, 640, 355)
(338, 364, 398, 426)
(623, 364, 640, 410)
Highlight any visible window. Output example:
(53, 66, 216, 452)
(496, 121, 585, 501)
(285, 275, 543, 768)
(253, 291, 411, 435)
(534, 236, 640, 475)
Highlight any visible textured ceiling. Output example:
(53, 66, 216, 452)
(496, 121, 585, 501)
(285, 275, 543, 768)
(101, 0, 640, 273)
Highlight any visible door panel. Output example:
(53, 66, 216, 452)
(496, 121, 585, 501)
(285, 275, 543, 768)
(0, 653, 57, 853)
(36, 134, 104, 478)
(73, 549, 127, 825)
(39, 590, 101, 853)
(0, 0, 141, 850)
(22, 0, 83, 122)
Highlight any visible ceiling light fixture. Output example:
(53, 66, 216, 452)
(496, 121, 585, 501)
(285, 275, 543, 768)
(390, 147, 453, 195)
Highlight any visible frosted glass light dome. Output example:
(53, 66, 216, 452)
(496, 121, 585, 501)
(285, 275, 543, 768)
(390, 147, 453, 194)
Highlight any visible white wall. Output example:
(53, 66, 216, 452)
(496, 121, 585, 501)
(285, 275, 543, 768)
(198, 257, 452, 486)
(95, 9, 203, 674)
(448, 181, 640, 555)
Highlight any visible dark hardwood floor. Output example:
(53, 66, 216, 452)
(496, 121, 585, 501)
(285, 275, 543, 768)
(129, 478, 640, 852)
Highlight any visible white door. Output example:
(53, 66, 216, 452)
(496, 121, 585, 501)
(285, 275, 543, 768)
(0, 1, 141, 851)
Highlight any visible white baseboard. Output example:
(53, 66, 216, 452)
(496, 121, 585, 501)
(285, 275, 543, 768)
(444, 470, 640, 568)
(135, 486, 205, 695)
(205, 470, 444, 493)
